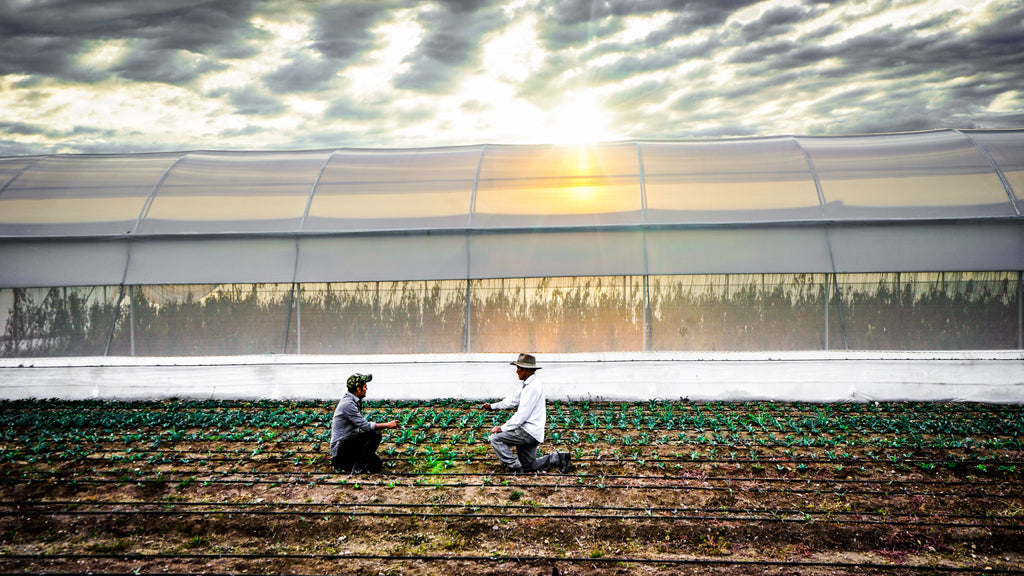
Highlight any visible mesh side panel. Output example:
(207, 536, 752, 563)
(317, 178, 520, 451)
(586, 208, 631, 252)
(650, 274, 830, 351)
(0, 286, 125, 357)
(838, 272, 1019, 350)
(469, 276, 646, 353)
(296, 281, 465, 354)
(1, 272, 1019, 357)
(122, 284, 293, 356)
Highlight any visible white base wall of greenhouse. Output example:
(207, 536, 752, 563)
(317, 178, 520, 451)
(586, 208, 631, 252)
(1, 351, 1023, 404)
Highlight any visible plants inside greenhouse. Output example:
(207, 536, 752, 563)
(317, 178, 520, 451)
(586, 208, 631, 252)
(2, 271, 1018, 357)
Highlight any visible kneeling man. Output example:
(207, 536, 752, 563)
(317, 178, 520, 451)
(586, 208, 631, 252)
(482, 353, 571, 474)
(330, 373, 398, 473)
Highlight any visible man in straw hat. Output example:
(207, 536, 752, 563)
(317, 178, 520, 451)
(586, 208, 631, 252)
(329, 373, 399, 474)
(481, 353, 572, 474)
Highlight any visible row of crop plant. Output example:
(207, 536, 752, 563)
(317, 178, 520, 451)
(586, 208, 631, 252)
(3, 400, 1022, 460)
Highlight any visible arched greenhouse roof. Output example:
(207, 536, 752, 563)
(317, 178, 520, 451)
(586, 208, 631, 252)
(0, 129, 1022, 288)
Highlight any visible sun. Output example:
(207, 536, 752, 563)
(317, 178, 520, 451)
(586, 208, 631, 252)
(537, 91, 620, 145)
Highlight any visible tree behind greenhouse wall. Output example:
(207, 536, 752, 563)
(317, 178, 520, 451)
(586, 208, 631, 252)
(126, 285, 292, 356)
(761, 277, 823, 350)
(303, 284, 381, 354)
(420, 282, 465, 353)
(295, 286, 343, 354)
(649, 275, 826, 352)
(1, 272, 1020, 358)
(840, 273, 1018, 350)
(469, 277, 644, 353)
(470, 279, 531, 353)
(380, 282, 422, 353)
(1, 287, 119, 357)
(371, 281, 463, 353)
(295, 281, 464, 354)
(914, 275, 1017, 349)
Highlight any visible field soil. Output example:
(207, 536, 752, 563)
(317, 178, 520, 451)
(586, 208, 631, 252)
(1, 399, 1022, 575)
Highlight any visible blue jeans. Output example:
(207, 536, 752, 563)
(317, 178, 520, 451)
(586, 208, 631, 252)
(489, 428, 558, 472)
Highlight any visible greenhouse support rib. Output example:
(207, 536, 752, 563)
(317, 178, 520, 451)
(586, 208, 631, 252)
(636, 142, 653, 351)
(957, 129, 1021, 216)
(116, 153, 189, 357)
(794, 137, 847, 350)
(464, 145, 486, 353)
(286, 151, 337, 354)
(0, 156, 41, 197)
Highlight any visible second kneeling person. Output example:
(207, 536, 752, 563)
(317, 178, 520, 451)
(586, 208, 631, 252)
(482, 353, 571, 474)
(330, 373, 398, 474)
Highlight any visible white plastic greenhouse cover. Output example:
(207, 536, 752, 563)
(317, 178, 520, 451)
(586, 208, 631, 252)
(0, 129, 1022, 288)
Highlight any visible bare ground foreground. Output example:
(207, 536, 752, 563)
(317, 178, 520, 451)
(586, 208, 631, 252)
(1, 399, 1022, 576)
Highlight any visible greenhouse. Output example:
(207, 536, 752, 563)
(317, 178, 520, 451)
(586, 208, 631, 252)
(0, 128, 1022, 401)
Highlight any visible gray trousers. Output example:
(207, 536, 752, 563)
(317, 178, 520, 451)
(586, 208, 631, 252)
(489, 427, 558, 472)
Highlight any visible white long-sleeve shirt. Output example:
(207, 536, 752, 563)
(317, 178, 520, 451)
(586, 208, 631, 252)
(492, 372, 546, 443)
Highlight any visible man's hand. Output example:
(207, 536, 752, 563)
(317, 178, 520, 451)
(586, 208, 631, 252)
(379, 420, 399, 429)
(490, 425, 502, 434)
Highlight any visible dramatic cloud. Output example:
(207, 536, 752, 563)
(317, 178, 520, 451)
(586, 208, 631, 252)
(0, 0, 1021, 155)
(393, 1, 509, 92)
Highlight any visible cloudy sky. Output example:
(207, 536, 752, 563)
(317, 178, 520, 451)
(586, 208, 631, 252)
(1, 0, 1022, 155)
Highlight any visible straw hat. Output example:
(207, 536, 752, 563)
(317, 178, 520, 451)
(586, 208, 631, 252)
(509, 353, 541, 370)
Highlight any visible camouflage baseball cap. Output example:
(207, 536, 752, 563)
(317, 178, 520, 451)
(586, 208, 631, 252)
(347, 373, 373, 388)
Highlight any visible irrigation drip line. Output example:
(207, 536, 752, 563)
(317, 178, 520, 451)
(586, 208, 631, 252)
(1, 499, 1006, 515)
(5, 553, 1022, 573)
(63, 461, 1017, 483)
(4, 500, 1018, 528)
(20, 433, 1024, 449)
(11, 425, 1019, 440)
(20, 454, 1019, 478)
(2, 508, 1014, 528)
(381, 472, 1024, 487)
(12, 463, 1019, 485)
(6, 474, 1017, 498)
(17, 467, 1023, 489)
(2, 508, 1015, 528)
(75, 448, 1024, 467)
(398, 471, 1016, 490)
(0, 571, 1008, 576)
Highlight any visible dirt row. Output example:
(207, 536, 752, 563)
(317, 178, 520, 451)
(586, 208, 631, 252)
(2, 400, 1022, 575)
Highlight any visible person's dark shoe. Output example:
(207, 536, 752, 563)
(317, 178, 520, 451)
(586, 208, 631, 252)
(558, 452, 572, 474)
